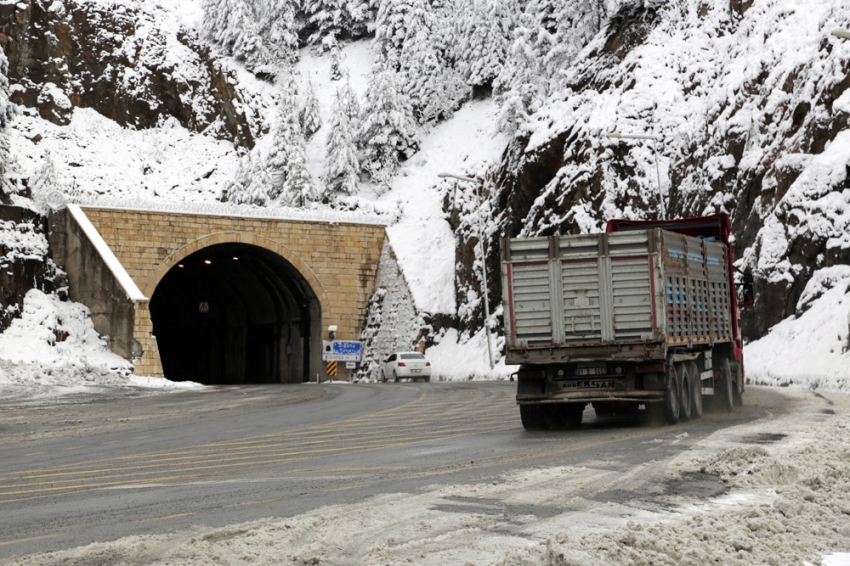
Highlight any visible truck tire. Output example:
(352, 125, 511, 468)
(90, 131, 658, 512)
(664, 364, 680, 425)
(544, 403, 583, 429)
(677, 363, 692, 422)
(688, 361, 703, 419)
(563, 403, 584, 428)
(719, 358, 734, 412)
(520, 404, 548, 430)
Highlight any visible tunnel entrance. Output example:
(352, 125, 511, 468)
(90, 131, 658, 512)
(149, 243, 320, 384)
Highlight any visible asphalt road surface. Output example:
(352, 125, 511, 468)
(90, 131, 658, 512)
(0, 381, 787, 561)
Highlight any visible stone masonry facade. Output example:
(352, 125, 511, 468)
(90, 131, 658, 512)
(80, 206, 386, 377)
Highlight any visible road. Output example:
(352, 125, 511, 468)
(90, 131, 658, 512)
(0, 381, 787, 562)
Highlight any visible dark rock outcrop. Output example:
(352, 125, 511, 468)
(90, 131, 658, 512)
(0, 0, 257, 147)
(0, 206, 65, 333)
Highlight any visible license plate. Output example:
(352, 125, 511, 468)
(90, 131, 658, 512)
(411, 369, 422, 374)
(562, 379, 615, 389)
(575, 367, 607, 376)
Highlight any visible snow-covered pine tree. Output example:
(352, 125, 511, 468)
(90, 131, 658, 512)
(324, 88, 360, 198)
(399, 27, 466, 124)
(281, 137, 316, 206)
(358, 63, 419, 188)
(267, 75, 317, 206)
(494, 14, 545, 133)
(373, 0, 414, 67)
(202, 0, 267, 64)
(330, 42, 343, 81)
(305, 0, 371, 45)
(29, 153, 59, 211)
(226, 154, 268, 206)
(540, 0, 608, 89)
(256, 0, 300, 64)
(299, 78, 322, 139)
(388, 0, 465, 124)
(458, 0, 517, 88)
(339, 74, 361, 122)
(429, 0, 460, 67)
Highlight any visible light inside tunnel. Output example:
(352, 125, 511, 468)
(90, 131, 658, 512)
(150, 243, 320, 385)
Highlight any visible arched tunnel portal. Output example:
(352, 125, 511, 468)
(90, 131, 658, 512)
(150, 242, 320, 384)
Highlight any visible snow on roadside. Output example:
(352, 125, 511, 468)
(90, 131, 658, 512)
(8, 388, 850, 565)
(427, 327, 515, 381)
(0, 290, 202, 401)
(745, 266, 850, 392)
(499, 389, 850, 566)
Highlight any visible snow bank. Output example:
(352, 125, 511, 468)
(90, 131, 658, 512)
(0, 289, 128, 368)
(745, 266, 850, 392)
(0, 290, 202, 399)
(497, 390, 850, 565)
(427, 327, 515, 381)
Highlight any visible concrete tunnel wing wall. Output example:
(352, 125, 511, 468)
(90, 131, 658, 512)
(52, 206, 386, 381)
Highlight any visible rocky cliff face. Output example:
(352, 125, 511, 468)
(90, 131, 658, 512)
(0, 205, 65, 333)
(479, 0, 850, 340)
(0, 0, 258, 147)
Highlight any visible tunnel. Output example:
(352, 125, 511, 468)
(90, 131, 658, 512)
(149, 243, 320, 384)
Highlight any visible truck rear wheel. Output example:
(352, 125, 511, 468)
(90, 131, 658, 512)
(719, 358, 734, 412)
(688, 361, 703, 419)
(520, 404, 548, 430)
(664, 365, 680, 425)
(544, 403, 583, 429)
(676, 363, 692, 422)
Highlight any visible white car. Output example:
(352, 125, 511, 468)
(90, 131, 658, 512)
(381, 352, 432, 382)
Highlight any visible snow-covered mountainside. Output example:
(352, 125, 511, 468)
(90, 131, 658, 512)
(1, 0, 849, 388)
(493, 0, 850, 341)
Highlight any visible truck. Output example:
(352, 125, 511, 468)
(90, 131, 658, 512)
(499, 213, 752, 429)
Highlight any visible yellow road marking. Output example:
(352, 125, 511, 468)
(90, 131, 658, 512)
(0, 416, 514, 484)
(0, 533, 62, 546)
(0, 428, 517, 501)
(0, 430, 479, 487)
(0, 386, 525, 504)
(146, 512, 195, 522)
(0, 395, 513, 480)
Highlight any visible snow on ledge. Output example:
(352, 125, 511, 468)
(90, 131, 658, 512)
(67, 204, 148, 302)
(71, 197, 391, 227)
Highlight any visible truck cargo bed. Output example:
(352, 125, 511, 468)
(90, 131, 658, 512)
(501, 229, 732, 364)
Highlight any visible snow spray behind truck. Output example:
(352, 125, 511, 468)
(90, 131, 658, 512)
(500, 213, 750, 429)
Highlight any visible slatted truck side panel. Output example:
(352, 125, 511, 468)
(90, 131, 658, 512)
(502, 221, 741, 430)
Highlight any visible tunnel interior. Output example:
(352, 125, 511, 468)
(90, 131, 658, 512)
(150, 243, 319, 385)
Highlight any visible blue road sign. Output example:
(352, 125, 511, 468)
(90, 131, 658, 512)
(322, 340, 362, 362)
